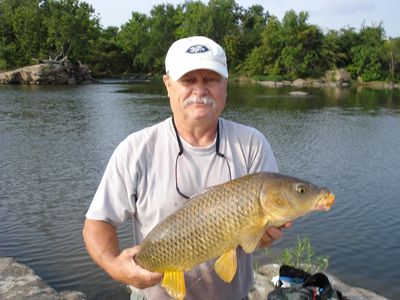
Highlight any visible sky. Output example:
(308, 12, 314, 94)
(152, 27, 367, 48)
(84, 0, 400, 38)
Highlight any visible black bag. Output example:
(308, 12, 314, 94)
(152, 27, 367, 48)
(267, 265, 345, 300)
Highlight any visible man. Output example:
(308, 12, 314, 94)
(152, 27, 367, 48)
(83, 36, 290, 300)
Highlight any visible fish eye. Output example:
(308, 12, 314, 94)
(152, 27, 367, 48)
(296, 184, 307, 194)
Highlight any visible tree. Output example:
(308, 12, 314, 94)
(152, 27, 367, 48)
(0, 0, 101, 68)
(117, 12, 149, 72)
(350, 24, 385, 81)
(382, 38, 400, 82)
(175, 0, 209, 38)
(227, 5, 268, 72)
(243, 10, 325, 79)
(0, 0, 46, 67)
(242, 15, 281, 77)
(41, 0, 101, 62)
(142, 3, 180, 73)
(88, 26, 129, 77)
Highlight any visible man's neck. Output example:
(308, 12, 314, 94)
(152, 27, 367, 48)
(172, 116, 218, 147)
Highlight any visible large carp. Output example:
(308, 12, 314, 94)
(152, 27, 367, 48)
(135, 172, 335, 299)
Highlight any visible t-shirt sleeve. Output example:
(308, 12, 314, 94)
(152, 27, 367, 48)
(85, 141, 136, 227)
(248, 128, 279, 174)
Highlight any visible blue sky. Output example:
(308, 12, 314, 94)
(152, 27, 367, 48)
(84, 0, 400, 38)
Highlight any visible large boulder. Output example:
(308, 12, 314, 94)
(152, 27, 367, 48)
(0, 257, 86, 300)
(0, 60, 93, 84)
(325, 69, 352, 85)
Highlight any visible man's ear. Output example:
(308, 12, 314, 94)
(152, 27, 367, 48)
(163, 74, 171, 93)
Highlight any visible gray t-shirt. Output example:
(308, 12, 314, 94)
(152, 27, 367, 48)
(86, 117, 278, 300)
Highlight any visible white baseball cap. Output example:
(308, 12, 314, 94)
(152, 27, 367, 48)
(165, 36, 228, 80)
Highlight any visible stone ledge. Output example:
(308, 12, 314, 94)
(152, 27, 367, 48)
(0, 258, 388, 300)
(0, 257, 86, 300)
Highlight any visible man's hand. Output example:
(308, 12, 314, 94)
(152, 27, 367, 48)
(109, 245, 163, 288)
(259, 222, 293, 248)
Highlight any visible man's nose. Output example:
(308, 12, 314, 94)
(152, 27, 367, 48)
(192, 81, 208, 96)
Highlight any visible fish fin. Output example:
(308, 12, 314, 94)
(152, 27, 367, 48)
(214, 249, 237, 283)
(240, 223, 269, 253)
(161, 270, 186, 300)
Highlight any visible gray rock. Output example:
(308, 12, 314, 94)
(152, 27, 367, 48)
(325, 69, 352, 84)
(292, 79, 306, 87)
(258, 81, 276, 88)
(0, 257, 86, 300)
(289, 91, 309, 96)
(0, 61, 93, 85)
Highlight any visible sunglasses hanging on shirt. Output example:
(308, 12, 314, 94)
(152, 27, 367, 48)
(172, 116, 232, 199)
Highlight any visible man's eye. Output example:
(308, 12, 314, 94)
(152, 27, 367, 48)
(180, 78, 195, 84)
(204, 78, 218, 84)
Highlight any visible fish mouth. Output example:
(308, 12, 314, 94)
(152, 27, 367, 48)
(315, 192, 335, 211)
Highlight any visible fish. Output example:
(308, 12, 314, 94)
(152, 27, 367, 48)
(134, 172, 335, 300)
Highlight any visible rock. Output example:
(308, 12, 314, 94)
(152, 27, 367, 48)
(0, 257, 86, 300)
(325, 69, 352, 85)
(258, 81, 276, 88)
(292, 79, 306, 87)
(0, 61, 93, 85)
(289, 91, 309, 96)
(249, 264, 388, 300)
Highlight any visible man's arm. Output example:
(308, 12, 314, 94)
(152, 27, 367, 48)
(82, 219, 163, 289)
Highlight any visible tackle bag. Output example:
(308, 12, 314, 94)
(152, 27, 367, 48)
(267, 265, 345, 300)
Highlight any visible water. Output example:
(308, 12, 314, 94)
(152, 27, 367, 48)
(1, 82, 399, 299)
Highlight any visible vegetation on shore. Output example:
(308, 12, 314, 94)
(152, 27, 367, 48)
(264, 235, 330, 273)
(1, 0, 399, 82)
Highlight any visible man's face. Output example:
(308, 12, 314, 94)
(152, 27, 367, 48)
(163, 69, 228, 124)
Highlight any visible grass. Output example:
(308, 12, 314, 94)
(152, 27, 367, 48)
(264, 235, 329, 273)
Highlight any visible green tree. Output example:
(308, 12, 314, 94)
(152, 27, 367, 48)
(0, 0, 101, 68)
(382, 38, 400, 81)
(0, 0, 46, 68)
(88, 26, 129, 77)
(335, 27, 360, 68)
(117, 12, 149, 72)
(277, 10, 325, 78)
(175, 0, 209, 38)
(243, 10, 325, 79)
(41, 0, 100, 62)
(142, 3, 180, 73)
(240, 5, 269, 51)
(242, 15, 281, 77)
(320, 30, 346, 70)
(227, 5, 268, 72)
(350, 24, 385, 81)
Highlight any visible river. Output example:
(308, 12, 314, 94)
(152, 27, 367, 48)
(1, 81, 399, 299)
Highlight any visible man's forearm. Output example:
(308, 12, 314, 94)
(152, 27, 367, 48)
(82, 219, 121, 277)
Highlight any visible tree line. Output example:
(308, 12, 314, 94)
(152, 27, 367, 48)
(1, 0, 399, 82)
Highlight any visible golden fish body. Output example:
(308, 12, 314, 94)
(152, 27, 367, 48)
(135, 172, 334, 299)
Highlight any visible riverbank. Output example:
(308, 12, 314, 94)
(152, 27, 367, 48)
(0, 257, 388, 300)
(232, 69, 400, 90)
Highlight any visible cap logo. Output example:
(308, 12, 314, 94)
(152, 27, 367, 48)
(186, 44, 209, 54)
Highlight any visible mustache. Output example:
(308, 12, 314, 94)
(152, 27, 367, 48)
(183, 96, 216, 108)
